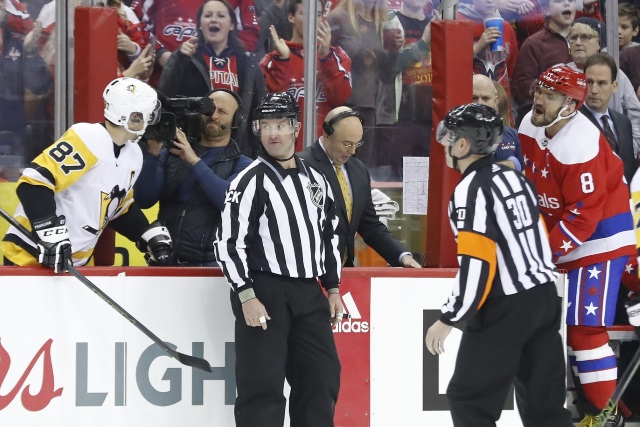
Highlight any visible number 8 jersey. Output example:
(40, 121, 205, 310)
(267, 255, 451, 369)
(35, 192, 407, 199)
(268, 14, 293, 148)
(1, 123, 143, 267)
(518, 111, 635, 271)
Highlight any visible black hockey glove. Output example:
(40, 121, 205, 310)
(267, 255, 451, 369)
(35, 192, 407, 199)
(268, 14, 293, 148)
(32, 215, 72, 273)
(136, 221, 173, 266)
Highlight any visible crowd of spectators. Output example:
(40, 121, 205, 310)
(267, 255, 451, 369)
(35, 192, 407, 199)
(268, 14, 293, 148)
(2, 0, 640, 182)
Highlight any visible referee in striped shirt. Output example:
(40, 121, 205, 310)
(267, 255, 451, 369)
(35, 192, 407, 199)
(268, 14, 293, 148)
(214, 92, 343, 427)
(425, 104, 572, 427)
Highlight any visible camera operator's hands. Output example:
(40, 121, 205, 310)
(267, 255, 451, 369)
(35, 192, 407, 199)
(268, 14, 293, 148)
(168, 128, 200, 165)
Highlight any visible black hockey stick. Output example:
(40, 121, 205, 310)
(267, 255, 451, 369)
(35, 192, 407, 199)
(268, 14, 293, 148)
(593, 327, 640, 427)
(0, 207, 212, 373)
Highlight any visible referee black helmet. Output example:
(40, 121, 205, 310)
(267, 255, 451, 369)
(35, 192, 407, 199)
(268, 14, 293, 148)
(254, 92, 300, 121)
(436, 103, 503, 155)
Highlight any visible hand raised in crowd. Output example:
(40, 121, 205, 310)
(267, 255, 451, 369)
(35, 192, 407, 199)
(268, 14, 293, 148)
(168, 128, 200, 165)
(317, 20, 332, 57)
(117, 29, 138, 55)
(179, 37, 199, 57)
(498, 0, 534, 14)
(582, 0, 597, 12)
(383, 26, 404, 52)
(328, 293, 344, 326)
(473, 27, 501, 55)
(242, 298, 271, 330)
(23, 21, 42, 52)
(269, 25, 290, 59)
(123, 44, 155, 80)
(421, 21, 433, 45)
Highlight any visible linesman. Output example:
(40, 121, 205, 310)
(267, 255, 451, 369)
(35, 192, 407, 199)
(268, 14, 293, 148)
(214, 92, 343, 427)
(425, 103, 572, 427)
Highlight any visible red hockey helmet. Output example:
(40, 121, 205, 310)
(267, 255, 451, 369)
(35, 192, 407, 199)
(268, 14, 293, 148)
(534, 65, 587, 109)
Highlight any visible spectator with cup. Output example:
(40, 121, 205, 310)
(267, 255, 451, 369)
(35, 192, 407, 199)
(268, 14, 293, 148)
(457, 0, 519, 97)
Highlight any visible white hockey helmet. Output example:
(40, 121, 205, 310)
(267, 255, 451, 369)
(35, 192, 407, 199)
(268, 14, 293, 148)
(103, 77, 161, 136)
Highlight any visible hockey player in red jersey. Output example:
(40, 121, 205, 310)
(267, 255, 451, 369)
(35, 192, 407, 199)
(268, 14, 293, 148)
(519, 65, 635, 427)
(260, 0, 352, 151)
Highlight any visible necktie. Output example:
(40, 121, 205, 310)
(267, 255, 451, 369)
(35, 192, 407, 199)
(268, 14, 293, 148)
(601, 115, 618, 152)
(333, 162, 352, 222)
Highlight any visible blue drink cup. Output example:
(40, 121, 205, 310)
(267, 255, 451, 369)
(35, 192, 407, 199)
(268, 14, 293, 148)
(484, 17, 504, 52)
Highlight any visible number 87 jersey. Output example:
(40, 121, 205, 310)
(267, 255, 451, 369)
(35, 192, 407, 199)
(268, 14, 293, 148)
(518, 111, 635, 272)
(1, 123, 143, 267)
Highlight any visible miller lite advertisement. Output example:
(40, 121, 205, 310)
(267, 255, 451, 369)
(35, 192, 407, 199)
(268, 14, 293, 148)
(0, 269, 562, 426)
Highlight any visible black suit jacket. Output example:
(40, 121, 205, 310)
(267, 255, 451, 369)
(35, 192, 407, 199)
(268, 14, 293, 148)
(580, 106, 637, 183)
(298, 140, 407, 267)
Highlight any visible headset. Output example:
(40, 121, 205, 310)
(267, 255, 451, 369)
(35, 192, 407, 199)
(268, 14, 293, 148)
(206, 88, 243, 130)
(322, 109, 363, 136)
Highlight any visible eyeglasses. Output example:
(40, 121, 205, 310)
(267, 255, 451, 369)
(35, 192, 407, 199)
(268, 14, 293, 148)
(341, 140, 364, 149)
(568, 33, 597, 42)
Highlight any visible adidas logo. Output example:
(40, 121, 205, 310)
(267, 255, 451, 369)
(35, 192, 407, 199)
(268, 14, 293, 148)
(333, 292, 369, 333)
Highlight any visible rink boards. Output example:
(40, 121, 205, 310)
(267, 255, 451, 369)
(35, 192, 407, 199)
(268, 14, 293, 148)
(0, 267, 566, 426)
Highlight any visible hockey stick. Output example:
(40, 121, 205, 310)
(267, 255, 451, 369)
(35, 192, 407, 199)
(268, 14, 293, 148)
(0, 207, 213, 373)
(593, 328, 640, 427)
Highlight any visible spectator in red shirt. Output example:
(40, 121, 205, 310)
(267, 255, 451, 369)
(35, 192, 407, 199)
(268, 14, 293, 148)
(260, 0, 352, 151)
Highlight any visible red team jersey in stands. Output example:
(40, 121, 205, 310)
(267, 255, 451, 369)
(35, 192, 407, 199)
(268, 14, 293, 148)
(518, 111, 636, 271)
(4, 0, 33, 35)
(131, 0, 259, 53)
(260, 42, 352, 151)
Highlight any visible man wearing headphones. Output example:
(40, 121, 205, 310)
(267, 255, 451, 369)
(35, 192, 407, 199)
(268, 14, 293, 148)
(135, 88, 253, 266)
(298, 106, 421, 267)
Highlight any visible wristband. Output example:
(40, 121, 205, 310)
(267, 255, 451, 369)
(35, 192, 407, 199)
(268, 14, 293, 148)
(327, 288, 340, 295)
(238, 288, 256, 303)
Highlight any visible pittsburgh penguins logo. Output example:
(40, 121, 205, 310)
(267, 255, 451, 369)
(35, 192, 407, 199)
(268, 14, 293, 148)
(82, 185, 128, 235)
(126, 84, 136, 93)
(307, 182, 324, 208)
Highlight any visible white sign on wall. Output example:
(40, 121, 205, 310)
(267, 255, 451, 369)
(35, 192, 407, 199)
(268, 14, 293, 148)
(370, 277, 524, 427)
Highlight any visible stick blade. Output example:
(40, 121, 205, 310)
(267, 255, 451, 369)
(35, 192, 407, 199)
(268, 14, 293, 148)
(176, 352, 213, 372)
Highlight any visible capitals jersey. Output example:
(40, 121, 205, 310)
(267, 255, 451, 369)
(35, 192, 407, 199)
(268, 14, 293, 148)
(0, 123, 142, 267)
(518, 112, 635, 271)
(131, 0, 259, 53)
(260, 41, 352, 151)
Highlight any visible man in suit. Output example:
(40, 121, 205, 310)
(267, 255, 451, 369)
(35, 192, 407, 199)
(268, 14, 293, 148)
(298, 106, 421, 268)
(580, 53, 638, 184)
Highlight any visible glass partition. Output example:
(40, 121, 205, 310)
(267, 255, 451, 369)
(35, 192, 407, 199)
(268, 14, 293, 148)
(0, 0, 627, 266)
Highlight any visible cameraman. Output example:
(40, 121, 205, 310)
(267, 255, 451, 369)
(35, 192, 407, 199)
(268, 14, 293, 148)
(135, 89, 252, 266)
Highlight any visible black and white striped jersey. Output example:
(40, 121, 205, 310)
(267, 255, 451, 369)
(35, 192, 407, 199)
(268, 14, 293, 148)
(441, 156, 558, 325)
(214, 154, 342, 294)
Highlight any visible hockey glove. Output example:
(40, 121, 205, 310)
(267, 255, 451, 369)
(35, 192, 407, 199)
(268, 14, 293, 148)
(136, 221, 173, 266)
(33, 215, 72, 273)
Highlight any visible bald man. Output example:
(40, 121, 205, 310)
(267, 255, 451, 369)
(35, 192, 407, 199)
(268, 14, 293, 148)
(134, 88, 253, 266)
(298, 106, 421, 268)
(472, 74, 524, 171)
